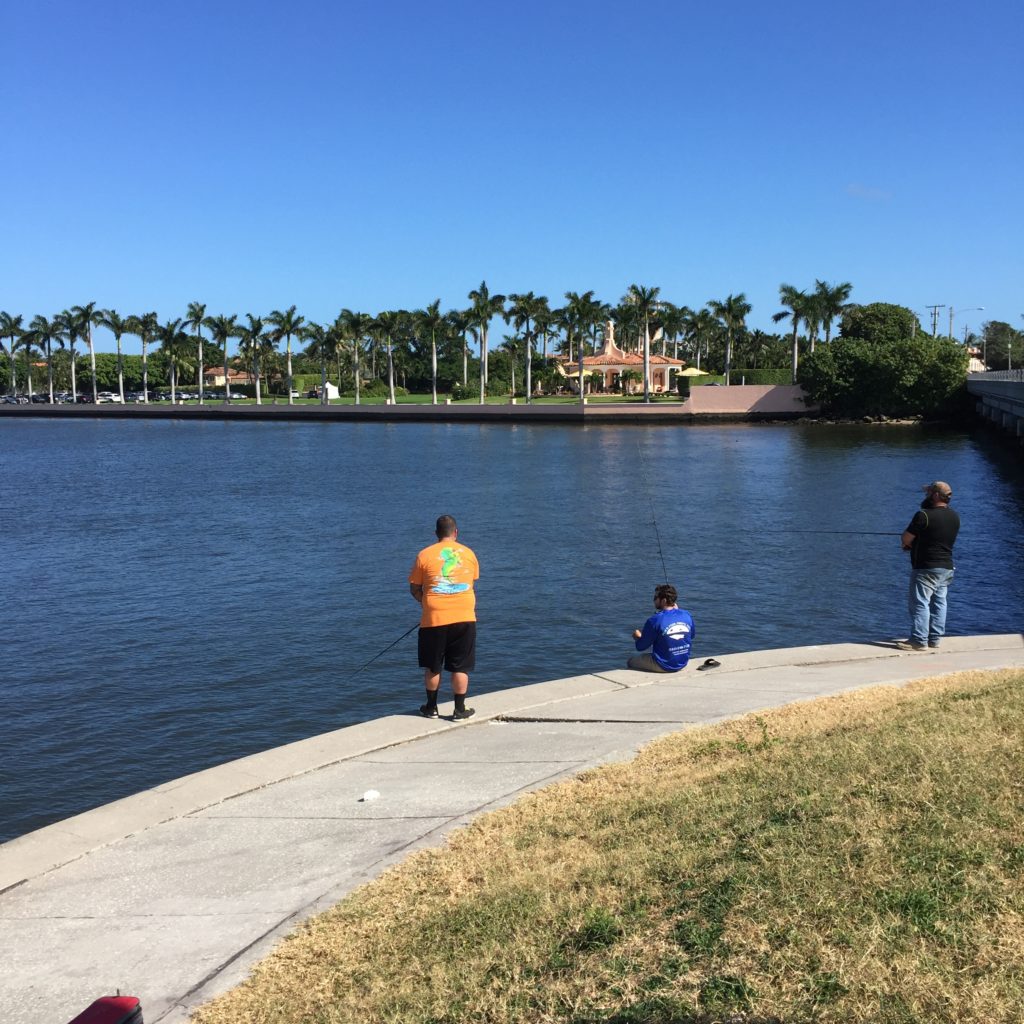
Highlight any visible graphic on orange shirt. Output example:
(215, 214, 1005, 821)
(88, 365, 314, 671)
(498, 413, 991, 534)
(433, 547, 469, 594)
(410, 540, 479, 627)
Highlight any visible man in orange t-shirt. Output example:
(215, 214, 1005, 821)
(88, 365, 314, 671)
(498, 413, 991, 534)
(408, 514, 480, 720)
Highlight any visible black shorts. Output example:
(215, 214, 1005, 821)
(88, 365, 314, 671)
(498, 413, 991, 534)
(418, 621, 477, 673)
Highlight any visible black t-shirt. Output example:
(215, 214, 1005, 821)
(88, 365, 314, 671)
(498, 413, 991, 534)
(906, 505, 960, 570)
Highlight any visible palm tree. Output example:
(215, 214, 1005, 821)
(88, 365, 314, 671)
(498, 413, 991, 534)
(499, 334, 521, 396)
(802, 292, 823, 354)
(258, 331, 280, 398)
(709, 293, 752, 386)
(814, 280, 853, 345)
(773, 284, 810, 383)
(0, 312, 23, 395)
(659, 302, 678, 359)
(338, 309, 369, 405)
(56, 310, 81, 401)
(416, 300, 445, 405)
(564, 291, 595, 399)
(680, 307, 718, 371)
(584, 295, 611, 361)
(24, 316, 61, 401)
(532, 298, 555, 364)
(626, 285, 661, 402)
(267, 305, 305, 405)
(302, 322, 332, 404)
(468, 281, 506, 403)
(185, 302, 207, 403)
(507, 292, 548, 403)
(157, 318, 191, 402)
(69, 303, 100, 402)
(14, 329, 38, 398)
(371, 310, 405, 405)
(96, 309, 129, 402)
(126, 312, 159, 402)
(445, 308, 471, 385)
(237, 315, 266, 404)
(203, 314, 240, 402)
(611, 301, 639, 356)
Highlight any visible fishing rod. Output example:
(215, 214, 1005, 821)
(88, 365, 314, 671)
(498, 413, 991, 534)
(349, 622, 419, 679)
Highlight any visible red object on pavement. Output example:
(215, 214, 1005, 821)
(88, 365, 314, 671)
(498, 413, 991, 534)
(66, 995, 143, 1024)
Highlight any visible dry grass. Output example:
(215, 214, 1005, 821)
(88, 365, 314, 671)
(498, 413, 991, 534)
(194, 670, 1024, 1024)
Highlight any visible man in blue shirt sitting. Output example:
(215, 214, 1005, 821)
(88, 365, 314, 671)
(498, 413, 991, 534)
(629, 583, 695, 672)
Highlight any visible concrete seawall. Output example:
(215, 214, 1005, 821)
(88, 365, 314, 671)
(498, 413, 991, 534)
(0, 385, 813, 424)
(1, 635, 1021, 1024)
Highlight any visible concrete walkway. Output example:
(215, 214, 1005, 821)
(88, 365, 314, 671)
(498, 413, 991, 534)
(2, 636, 1022, 1024)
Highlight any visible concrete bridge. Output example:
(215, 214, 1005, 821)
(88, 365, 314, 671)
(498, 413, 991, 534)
(967, 370, 1024, 444)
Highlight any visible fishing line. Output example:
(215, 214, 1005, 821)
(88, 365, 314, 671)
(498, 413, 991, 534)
(636, 435, 670, 582)
(761, 530, 901, 536)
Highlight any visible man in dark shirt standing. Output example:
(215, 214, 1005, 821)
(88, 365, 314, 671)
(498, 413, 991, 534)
(898, 480, 960, 651)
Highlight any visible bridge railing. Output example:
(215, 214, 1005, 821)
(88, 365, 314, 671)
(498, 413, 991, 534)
(968, 369, 1024, 382)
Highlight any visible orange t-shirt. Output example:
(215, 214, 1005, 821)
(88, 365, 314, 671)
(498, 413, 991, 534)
(409, 539, 480, 627)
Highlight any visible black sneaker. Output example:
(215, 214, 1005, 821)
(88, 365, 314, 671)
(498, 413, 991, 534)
(419, 704, 439, 718)
(452, 707, 476, 721)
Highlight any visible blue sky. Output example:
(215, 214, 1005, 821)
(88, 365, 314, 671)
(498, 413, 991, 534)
(5, 0, 1021, 353)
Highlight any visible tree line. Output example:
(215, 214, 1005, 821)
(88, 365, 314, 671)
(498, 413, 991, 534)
(0, 280, 997, 413)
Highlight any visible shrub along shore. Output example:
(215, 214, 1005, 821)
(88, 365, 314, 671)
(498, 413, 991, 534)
(193, 669, 1024, 1024)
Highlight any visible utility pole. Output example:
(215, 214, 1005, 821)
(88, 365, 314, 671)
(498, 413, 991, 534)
(925, 304, 945, 337)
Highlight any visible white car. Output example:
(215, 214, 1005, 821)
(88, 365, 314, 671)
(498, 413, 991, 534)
(97, 392, 123, 403)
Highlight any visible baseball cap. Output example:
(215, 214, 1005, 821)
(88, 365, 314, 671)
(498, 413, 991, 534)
(922, 480, 952, 498)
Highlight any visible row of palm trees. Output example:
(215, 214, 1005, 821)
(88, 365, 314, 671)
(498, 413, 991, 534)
(1, 280, 854, 405)
(0, 304, 308, 406)
(773, 280, 854, 381)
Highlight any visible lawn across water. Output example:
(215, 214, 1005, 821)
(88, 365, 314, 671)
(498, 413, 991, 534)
(193, 669, 1024, 1024)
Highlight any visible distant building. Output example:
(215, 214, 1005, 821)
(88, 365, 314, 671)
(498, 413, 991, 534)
(203, 366, 250, 388)
(559, 322, 686, 394)
(967, 346, 986, 373)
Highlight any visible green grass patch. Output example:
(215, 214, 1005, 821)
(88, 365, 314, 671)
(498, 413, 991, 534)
(194, 669, 1024, 1024)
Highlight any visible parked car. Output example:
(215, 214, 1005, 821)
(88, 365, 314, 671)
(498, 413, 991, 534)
(75, 394, 93, 403)
(97, 392, 122, 403)
(228, 391, 247, 399)
(1, 395, 19, 404)
(31, 394, 49, 403)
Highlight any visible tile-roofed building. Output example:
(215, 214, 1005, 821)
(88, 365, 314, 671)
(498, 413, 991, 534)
(560, 322, 686, 394)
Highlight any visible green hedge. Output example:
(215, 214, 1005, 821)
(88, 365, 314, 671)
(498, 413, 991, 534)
(730, 369, 793, 385)
(339, 379, 410, 398)
(292, 373, 328, 392)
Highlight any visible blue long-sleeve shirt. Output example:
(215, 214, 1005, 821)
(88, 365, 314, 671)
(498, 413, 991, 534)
(635, 607, 695, 670)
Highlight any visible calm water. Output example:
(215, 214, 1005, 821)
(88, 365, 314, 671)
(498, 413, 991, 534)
(2, 418, 1022, 842)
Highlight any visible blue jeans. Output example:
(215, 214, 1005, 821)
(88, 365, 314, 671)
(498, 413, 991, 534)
(908, 568, 954, 646)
